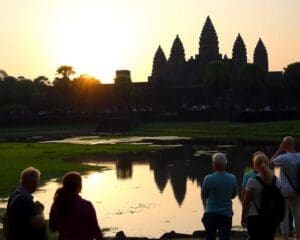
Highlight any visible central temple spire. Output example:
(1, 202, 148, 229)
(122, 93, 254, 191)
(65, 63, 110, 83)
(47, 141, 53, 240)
(167, 35, 186, 83)
(232, 33, 247, 75)
(198, 16, 220, 61)
(169, 35, 185, 65)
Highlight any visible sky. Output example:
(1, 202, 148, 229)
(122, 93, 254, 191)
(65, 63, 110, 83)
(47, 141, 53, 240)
(0, 0, 299, 83)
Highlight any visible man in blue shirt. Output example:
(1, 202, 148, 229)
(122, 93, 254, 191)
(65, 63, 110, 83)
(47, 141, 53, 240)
(201, 152, 238, 240)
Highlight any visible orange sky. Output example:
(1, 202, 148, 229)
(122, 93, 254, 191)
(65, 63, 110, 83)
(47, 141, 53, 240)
(0, 0, 299, 83)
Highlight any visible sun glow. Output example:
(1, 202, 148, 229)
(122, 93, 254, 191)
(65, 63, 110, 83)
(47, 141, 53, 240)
(46, 1, 139, 83)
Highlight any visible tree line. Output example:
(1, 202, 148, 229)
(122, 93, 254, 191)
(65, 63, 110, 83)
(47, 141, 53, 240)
(0, 62, 300, 124)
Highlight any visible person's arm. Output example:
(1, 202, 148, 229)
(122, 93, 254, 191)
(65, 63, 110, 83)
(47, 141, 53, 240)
(30, 214, 45, 228)
(201, 177, 208, 208)
(14, 197, 46, 229)
(30, 200, 46, 228)
(241, 188, 253, 227)
(88, 202, 103, 240)
(232, 181, 238, 199)
(270, 142, 285, 165)
(49, 202, 60, 232)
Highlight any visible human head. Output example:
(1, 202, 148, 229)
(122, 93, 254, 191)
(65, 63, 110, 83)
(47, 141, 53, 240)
(252, 151, 264, 165)
(212, 152, 227, 171)
(62, 172, 82, 194)
(253, 153, 269, 172)
(20, 167, 41, 193)
(282, 136, 296, 152)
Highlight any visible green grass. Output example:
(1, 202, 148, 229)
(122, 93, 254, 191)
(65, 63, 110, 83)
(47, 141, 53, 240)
(0, 142, 162, 197)
(1, 121, 300, 142)
(0, 123, 97, 137)
(129, 121, 300, 142)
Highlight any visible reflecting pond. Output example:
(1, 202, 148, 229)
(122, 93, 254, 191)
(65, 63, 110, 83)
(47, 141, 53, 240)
(5, 139, 278, 237)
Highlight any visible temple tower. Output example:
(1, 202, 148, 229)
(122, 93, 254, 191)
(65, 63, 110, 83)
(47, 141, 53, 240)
(149, 45, 167, 83)
(198, 16, 220, 62)
(232, 34, 247, 75)
(254, 38, 269, 73)
(167, 35, 186, 83)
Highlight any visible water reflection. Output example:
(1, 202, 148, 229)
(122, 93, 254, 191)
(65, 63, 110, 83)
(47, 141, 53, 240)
(116, 158, 133, 179)
(92, 143, 276, 208)
(2, 142, 276, 238)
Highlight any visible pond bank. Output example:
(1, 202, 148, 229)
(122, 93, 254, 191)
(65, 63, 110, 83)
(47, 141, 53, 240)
(1, 121, 300, 142)
(0, 142, 163, 197)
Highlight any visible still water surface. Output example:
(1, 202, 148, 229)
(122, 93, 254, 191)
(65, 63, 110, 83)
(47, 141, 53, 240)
(31, 141, 276, 237)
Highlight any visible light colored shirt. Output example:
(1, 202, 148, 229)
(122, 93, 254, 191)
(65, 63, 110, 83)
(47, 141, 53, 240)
(201, 171, 237, 217)
(273, 152, 300, 197)
(246, 174, 281, 216)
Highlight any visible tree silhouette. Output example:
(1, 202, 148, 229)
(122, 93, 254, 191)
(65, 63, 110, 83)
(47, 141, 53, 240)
(0, 70, 8, 80)
(71, 74, 101, 111)
(53, 65, 76, 111)
(203, 61, 233, 109)
(283, 62, 300, 99)
(238, 63, 266, 108)
(34, 76, 50, 86)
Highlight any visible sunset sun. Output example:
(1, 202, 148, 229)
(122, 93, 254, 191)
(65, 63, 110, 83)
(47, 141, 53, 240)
(46, 2, 137, 83)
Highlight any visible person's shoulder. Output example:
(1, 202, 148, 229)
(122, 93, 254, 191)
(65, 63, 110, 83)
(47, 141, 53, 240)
(11, 192, 32, 205)
(226, 172, 237, 181)
(78, 196, 94, 208)
(246, 176, 260, 188)
(204, 173, 214, 179)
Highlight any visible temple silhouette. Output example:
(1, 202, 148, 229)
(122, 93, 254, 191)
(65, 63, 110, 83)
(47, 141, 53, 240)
(1, 16, 296, 125)
(148, 16, 278, 85)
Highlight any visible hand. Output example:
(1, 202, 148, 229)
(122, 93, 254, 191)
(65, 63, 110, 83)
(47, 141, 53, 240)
(35, 201, 45, 213)
(279, 142, 285, 152)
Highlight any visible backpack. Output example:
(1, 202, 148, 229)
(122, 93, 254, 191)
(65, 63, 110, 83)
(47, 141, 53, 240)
(254, 176, 285, 223)
(283, 164, 300, 194)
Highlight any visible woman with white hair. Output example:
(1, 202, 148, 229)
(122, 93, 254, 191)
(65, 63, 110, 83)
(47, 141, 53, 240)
(201, 152, 238, 240)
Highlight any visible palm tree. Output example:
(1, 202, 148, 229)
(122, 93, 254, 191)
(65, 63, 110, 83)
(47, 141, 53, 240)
(53, 65, 76, 111)
(0, 70, 8, 80)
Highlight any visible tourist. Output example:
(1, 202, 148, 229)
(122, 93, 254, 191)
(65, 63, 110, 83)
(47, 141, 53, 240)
(271, 136, 300, 240)
(241, 151, 263, 200)
(49, 172, 103, 240)
(201, 152, 238, 240)
(5, 167, 47, 240)
(242, 153, 283, 240)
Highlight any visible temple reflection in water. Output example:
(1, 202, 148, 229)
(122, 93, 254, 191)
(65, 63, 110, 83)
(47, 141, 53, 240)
(107, 142, 275, 206)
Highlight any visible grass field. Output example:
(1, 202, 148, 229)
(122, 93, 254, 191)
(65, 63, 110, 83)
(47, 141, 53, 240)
(0, 121, 299, 239)
(0, 143, 161, 197)
(1, 121, 299, 141)
(130, 121, 300, 141)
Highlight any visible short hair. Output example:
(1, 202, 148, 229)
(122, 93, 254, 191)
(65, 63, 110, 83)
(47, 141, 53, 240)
(20, 167, 41, 185)
(212, 152, 227, 167)
(283, 136, 295, 148)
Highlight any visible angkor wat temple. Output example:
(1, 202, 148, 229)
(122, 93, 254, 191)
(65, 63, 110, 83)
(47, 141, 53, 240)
(148, 16, 280, 85)
(113, 16, 282, 114)
(2, 16, 296, 125)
